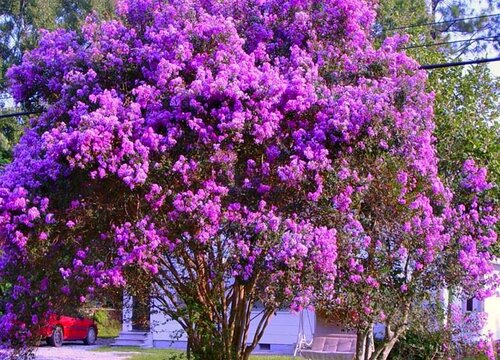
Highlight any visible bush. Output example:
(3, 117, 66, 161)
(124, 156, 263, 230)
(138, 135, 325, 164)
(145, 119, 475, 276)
(92, 309, 122, 338)
(388, 330, 448, 360)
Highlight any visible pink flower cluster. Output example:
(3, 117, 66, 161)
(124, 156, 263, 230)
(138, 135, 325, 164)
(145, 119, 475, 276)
(448, 304, 496, 360)
(0, 0, 497, 352)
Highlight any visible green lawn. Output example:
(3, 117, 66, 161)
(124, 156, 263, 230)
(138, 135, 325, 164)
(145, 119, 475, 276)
(95, 347, 494, 360)
(95, 347, 292, 360)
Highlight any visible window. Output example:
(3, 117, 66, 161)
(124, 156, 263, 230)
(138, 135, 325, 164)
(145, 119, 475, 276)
(259, 343, 271, 351)
(466, 298, 474, 312)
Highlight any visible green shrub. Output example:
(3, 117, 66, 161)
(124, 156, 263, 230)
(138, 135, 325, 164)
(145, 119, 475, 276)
(93, 309, 121, 338)
(389, 330, 448, 360)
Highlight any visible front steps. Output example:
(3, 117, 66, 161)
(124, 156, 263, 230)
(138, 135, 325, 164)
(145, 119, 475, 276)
(112, 330, 153, 348)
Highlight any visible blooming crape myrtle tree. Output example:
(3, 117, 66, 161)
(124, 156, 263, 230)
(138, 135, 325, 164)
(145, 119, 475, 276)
(372, 1, 499, 358)
(315, 157, 497, 360)
(0, 0, 497, 359)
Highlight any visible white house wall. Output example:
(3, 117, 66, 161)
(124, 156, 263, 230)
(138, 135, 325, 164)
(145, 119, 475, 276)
(483, 261, 500, 340)
(141, 260, 500, 353)
(150, 304, 315, 354)
(246, 310, 314, 353)
(484, 295, 500, 340)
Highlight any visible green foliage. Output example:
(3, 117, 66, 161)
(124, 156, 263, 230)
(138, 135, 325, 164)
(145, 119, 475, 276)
(0, 281, 11, 315)
(377, 0, 500, 258)
(92, 309, 122, 338)
(0, 0, 115, 91)
(427, 50, 500, 257)
(378, 0, 499, 57)
(430, 65, 500, 196)
(388, 330, 448, 360)
(431, 0, 499, 56)
(376, 0, 500, 357)
(0, 114, 24, 165)
(377, 0, 432, 39)
(93, 309, 109, 324)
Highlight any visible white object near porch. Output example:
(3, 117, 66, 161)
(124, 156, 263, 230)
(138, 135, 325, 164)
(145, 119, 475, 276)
(298, 315, 357, 360)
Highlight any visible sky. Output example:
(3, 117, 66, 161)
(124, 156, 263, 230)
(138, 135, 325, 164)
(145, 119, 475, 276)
(488, 59, 500, 77)
(469, 0, 500, 76)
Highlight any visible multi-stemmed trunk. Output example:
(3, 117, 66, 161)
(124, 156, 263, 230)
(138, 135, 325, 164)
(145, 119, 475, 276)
(179, 282, 275, 360)
(153, 252, 276, 360)
(354, 305, 410, 360)
(355, 325, 375, 360)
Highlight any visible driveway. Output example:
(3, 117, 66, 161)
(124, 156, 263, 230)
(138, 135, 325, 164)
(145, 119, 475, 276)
(0, 339, 144, 360)
(34, 343, 133, 360)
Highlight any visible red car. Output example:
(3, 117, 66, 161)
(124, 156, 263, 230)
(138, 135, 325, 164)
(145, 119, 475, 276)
(40, 314, 98, 347)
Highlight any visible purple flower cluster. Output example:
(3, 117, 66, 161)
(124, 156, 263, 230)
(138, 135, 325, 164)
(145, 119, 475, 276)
(448, 304, 496, 360)
(0, 0, 497, 352)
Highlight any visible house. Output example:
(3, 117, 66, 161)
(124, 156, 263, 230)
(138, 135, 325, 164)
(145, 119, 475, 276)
(114, 294, 315, 354)
(461, 259, 500, 341)
(113, 260, 500, 354)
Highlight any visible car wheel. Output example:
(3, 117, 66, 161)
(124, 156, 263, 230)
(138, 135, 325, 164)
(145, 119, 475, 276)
(83, 327, 97, 345)
(47, 326, 63, 347)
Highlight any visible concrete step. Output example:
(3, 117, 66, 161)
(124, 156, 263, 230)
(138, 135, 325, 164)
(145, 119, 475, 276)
(115, 332, 149, 339)
(112, 331, 152, 348)
(112, 339, 146, 346)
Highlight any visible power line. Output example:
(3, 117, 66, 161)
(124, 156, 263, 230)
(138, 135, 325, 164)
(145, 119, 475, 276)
(404, 35, 499, 50)
(0, 110, 42, 119)
(420, 56, 500, 70)
(385, 13, 500, 32)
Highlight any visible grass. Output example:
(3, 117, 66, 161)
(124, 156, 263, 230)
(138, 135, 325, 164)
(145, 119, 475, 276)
(95, 347, 293, 360)
(95, 347, 494, 360)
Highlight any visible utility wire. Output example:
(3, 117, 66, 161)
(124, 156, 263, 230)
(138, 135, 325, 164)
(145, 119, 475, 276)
(384, 13, 500, 32)
(420, 56, 500, 70)
(0, 110, 42, 119)
(403, 35, 499, 50)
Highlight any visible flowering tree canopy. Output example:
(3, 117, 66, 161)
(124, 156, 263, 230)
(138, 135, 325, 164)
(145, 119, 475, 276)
(0, 0, 497, 359)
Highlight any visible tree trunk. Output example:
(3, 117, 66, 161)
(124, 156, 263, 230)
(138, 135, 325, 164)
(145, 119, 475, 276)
(157, 249, 272, 360)
(185, 285, 273, 360)
(365, 325, 375, 360)
(369, 305, 410, 360)
(355, 324, 376, 360)
(379, 333, 401, 360)
(355, 330, 367, 360)
(186, 337, 191, 360)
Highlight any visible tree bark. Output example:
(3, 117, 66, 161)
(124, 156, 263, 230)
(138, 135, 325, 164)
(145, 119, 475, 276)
(379, 332, 402, 360)
(355, 330, 367, 360)
(369, 305, 410, 360)
(355, 324, 376, 360)
(365, 325, 375, 360)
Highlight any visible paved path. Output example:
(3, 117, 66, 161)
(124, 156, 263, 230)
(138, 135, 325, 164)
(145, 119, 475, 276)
(33, 343, 133, 360)
(0, 340, 138, 360)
